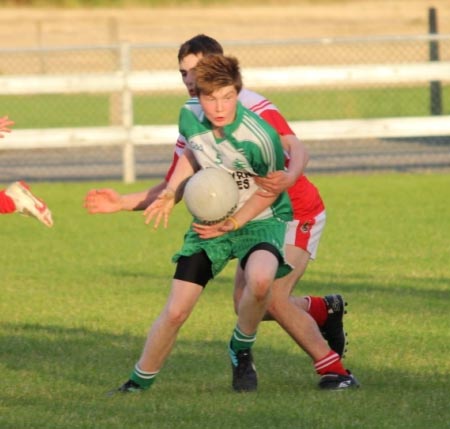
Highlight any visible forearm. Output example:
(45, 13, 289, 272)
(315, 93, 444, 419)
(281, 134, 309, 181)
(230, 191, 277, 228)
(127, 181, 168, 211)
(109, 181, 166, 212)
(191, 189, 279, 239)
(166, 150, 197, 195)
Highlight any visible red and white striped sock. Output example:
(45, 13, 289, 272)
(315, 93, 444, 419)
(306, 296, 328, 327)
(314, 350, 347, 375)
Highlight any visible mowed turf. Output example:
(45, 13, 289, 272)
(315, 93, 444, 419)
(0, 173, 449, 429)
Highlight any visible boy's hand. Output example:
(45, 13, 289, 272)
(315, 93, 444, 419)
(255, 170, 295, 195)
(192, 218, 236, 239)
(84, 188, 122, 213)
(143, 188, 176, 229)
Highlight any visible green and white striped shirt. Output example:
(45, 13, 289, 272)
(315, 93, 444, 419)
(179, 99, 292, 222)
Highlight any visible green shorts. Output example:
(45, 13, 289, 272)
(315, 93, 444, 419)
(173, 217, 292, 279)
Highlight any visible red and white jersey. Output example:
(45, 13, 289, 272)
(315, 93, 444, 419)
(165, 88, 325, 220)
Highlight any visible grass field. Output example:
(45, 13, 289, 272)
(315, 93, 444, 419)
(2, 85, 450, 129)
(1, 173, 449, 429)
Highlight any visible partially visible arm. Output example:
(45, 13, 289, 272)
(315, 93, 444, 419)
(255, 134, 309, 194)
(84, 180, 167, 214)
(143, 149, 198, 229)
(85, 133, 187, 214)
(193, 188, 277, 239)
(255, 109, 309, 194)
(0, 116, 14, 137)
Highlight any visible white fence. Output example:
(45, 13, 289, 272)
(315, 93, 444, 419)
(1, 43, 450, 182)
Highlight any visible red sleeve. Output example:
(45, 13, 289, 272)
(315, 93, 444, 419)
(260, 109, 295, 136)
(164, 151, 179, 182)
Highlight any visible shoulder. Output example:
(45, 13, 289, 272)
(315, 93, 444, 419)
(179, 98, 205, 136)
(181, 97, 203, 119)
(239, 88, 279, 115)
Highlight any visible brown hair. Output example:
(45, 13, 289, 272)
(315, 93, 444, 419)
(177, 34, 224, 63)
(194, 55, 243, 96)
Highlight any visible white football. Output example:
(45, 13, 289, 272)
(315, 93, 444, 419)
(183, 168, 239, 224)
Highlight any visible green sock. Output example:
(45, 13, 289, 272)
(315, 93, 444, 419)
(130, 364, 158, 390)
(230, 325, 256, 354)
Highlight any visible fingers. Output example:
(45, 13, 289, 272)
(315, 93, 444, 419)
(83, 189, 107, 213)
(0, 116, 15, 136)
(143, 205, 164, 229)
(192, 222, 228, 239)
(143, 189, 175, 229)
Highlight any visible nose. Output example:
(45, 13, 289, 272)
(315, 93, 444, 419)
(215, 99, 224, 112)
(185, 70, 195, 87)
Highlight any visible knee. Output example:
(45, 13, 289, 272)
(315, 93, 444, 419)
(164, 305, 190, 327)
(248, 277, 272, 302)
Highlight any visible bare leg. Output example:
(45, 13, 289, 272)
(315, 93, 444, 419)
(236, 249, 278, 335)
(233, 247, 311, 320)
(138, 280, 203, 372)
(234, 245, 331, 361)
(266, 262, 330, 360)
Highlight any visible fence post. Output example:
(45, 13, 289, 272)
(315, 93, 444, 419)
(119, 42, 136, 184)
(428, 7, 442, 116)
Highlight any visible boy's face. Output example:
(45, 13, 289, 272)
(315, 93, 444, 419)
(179, 53, 203, 97)
(199, 85, 239, 129)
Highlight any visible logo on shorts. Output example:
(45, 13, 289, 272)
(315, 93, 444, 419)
(299, 221, 312, 233)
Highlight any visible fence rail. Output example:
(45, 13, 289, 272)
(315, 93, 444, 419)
(2, 61, 450, 94)
(1, 37, 450, 182)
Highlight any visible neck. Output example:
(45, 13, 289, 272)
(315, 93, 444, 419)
(213, 127, 225, 138)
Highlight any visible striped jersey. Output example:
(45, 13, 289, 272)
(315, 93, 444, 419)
(179, 99, 293, 222)
(165, 87, 325, 220)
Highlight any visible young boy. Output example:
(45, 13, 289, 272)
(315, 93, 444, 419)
(117, 54, 293, 393)
(86, 35, 357, 390)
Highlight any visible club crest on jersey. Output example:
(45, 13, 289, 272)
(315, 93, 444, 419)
(299, 221, 312, 234)
(189, 140, 204, 152)
(232, 159, 248, 170)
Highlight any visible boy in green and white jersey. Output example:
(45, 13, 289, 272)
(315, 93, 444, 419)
(117, 54, 293, 393)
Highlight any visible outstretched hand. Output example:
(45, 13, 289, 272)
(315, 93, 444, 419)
(192, 218, 236, 239)
(143, 188, 176, 229)
(0, 116, 15, 137)
(84, 188, 122, 214)
(254, 170, 295, 195)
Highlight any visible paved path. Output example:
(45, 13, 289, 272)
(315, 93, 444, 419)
(0, 137, 449, 183)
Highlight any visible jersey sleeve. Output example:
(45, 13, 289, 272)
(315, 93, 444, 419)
(260, 109, 295, 136)
(239, 88, 295, 136)
(164, 111, 186, 182)
(165, 105, 194, 182)
(164, 149, 179, 182)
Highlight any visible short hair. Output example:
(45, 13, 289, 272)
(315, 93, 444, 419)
(194, 55, 243, 96)
(177, 34, 224, 63)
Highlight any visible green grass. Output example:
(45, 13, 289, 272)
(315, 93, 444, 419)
(1, 173, 450, 429)
(1, 85, 449, 128)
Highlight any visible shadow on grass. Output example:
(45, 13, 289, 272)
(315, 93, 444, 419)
(300, 272, 450, 302)
(0, 322, 311, 389)
(1, 319, 449, 429)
